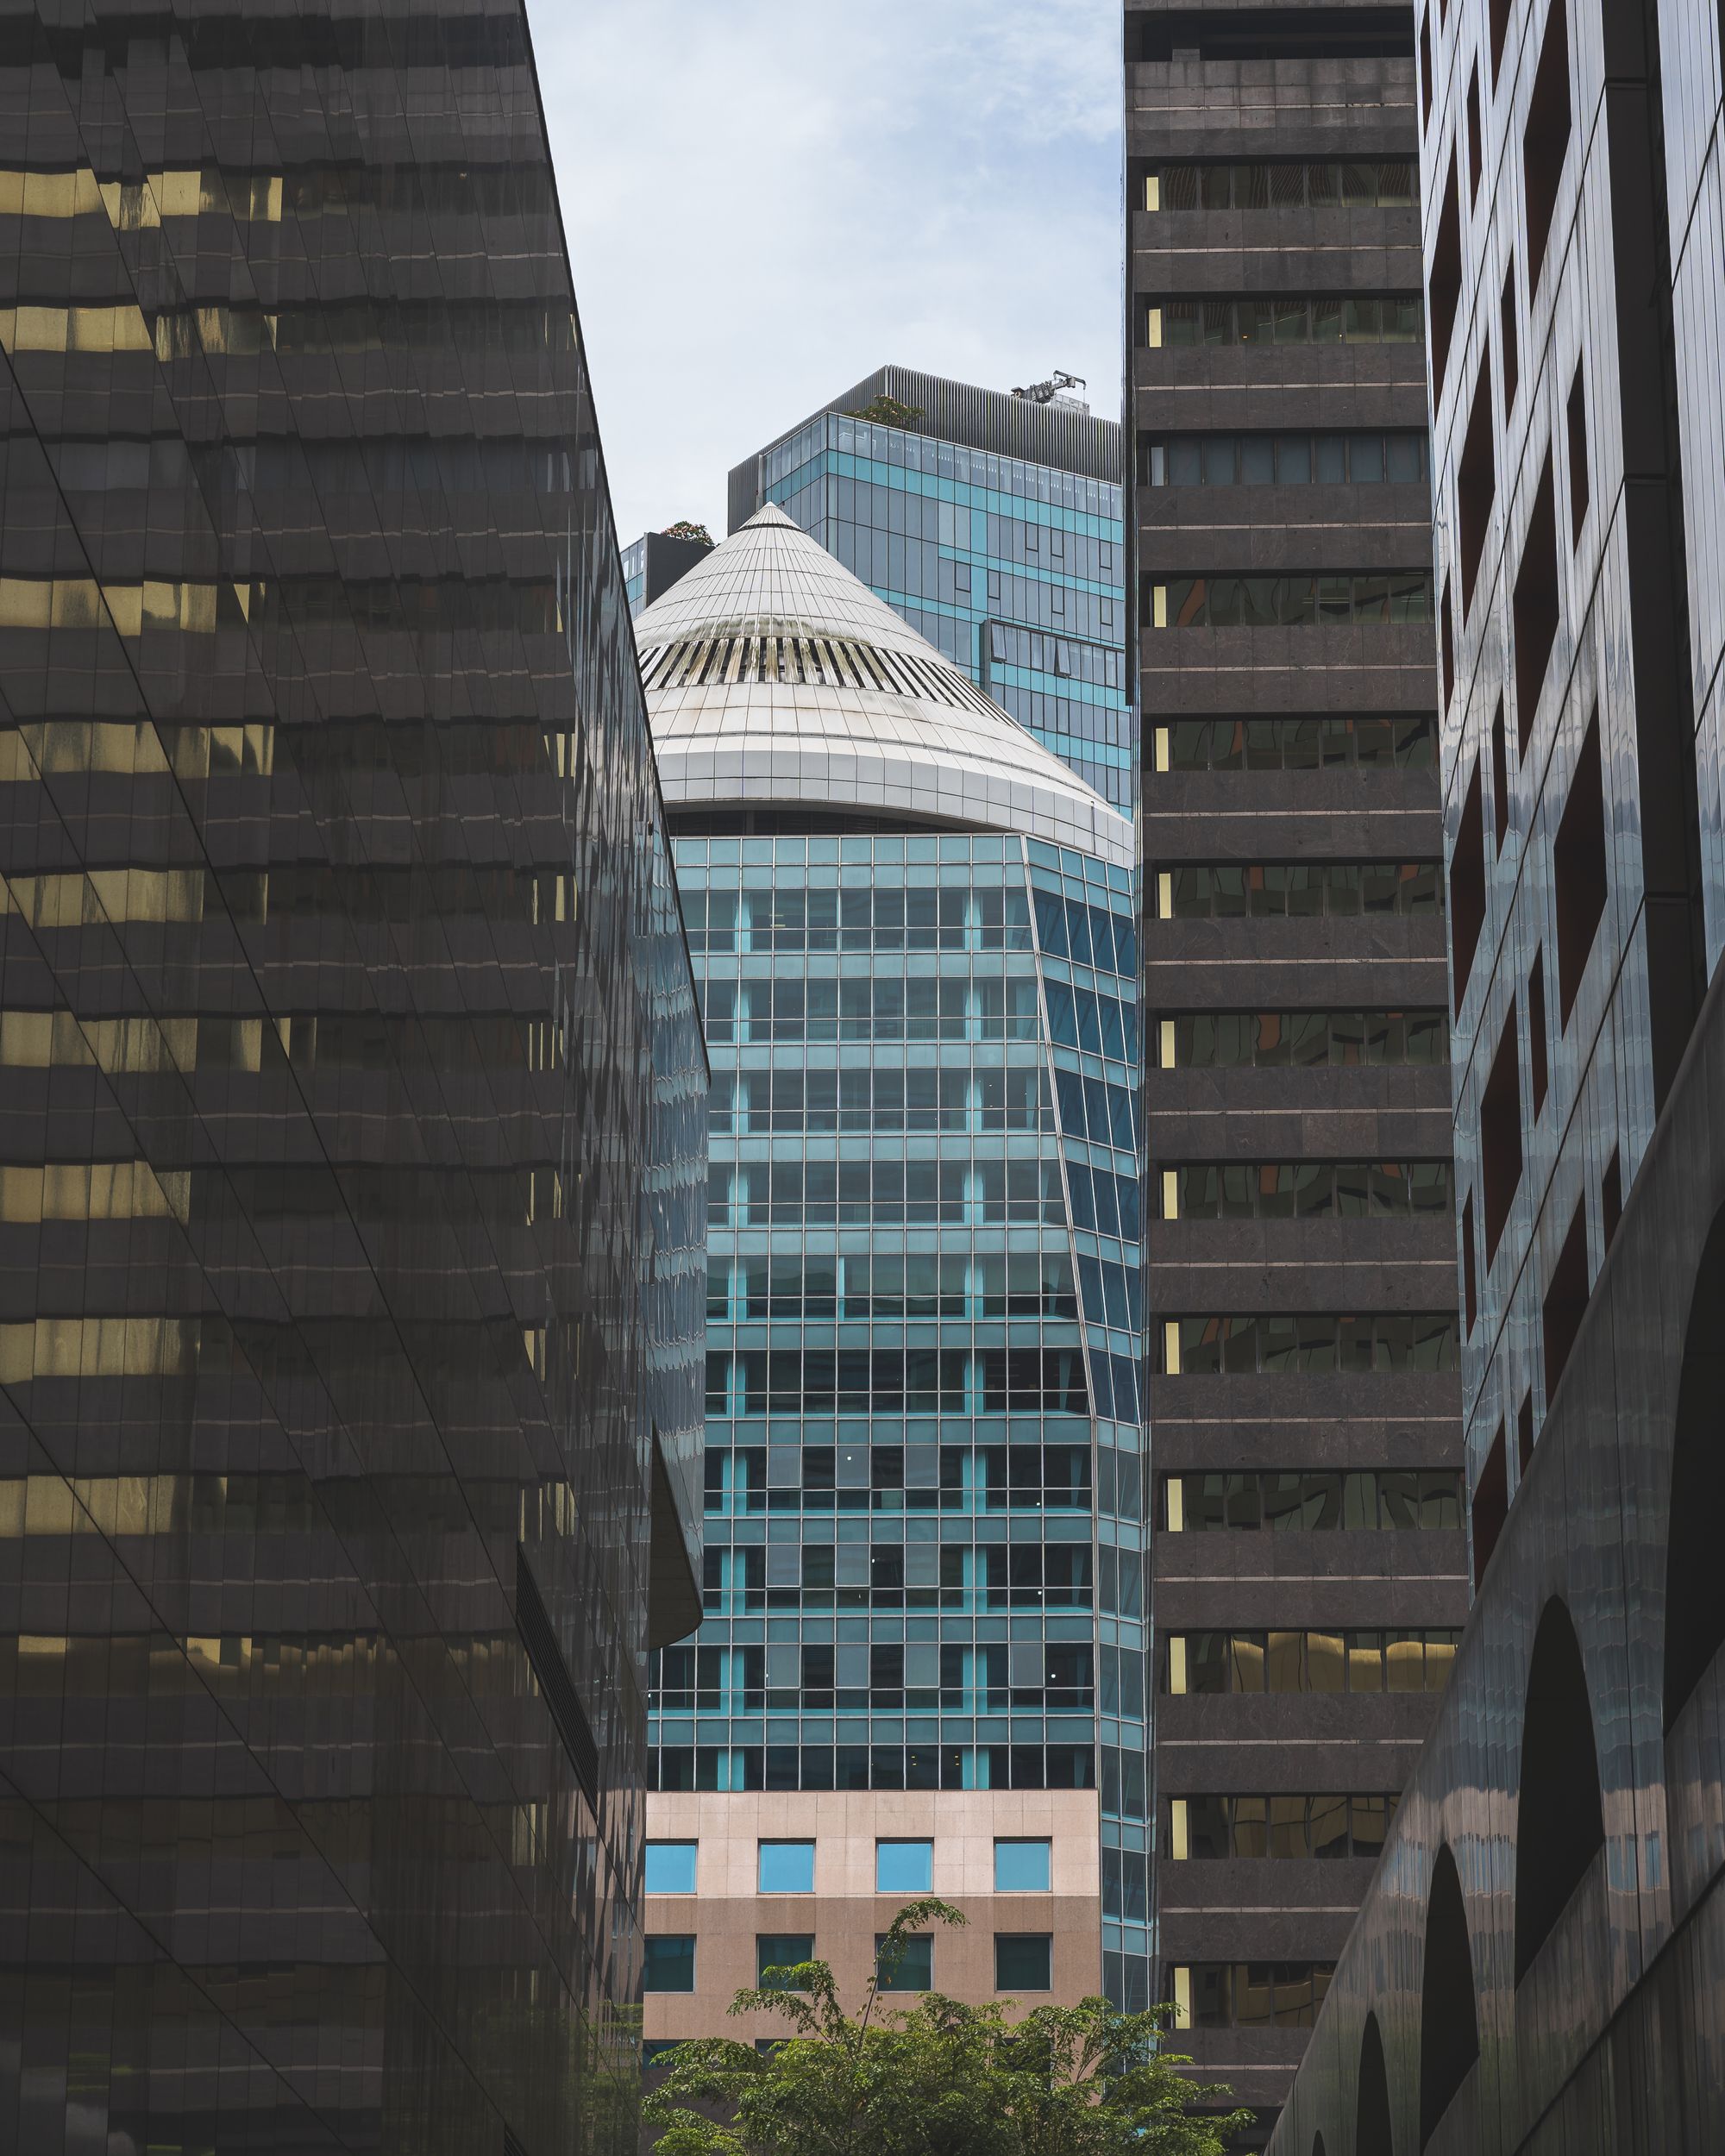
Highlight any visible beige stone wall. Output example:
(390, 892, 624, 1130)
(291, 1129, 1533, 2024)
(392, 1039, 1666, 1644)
(643, 1787, 1103, 2042)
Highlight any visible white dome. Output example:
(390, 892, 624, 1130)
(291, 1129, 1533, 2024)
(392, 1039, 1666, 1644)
(635, 504, 1134, 869)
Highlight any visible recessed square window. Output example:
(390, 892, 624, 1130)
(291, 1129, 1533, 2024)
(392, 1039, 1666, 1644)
(876, 1933, 933, 1991)
(875, 1839, 933, 1893)
(643, 1936, 695, 1992)
(758, 1840, 815, 1894)
(994, 1839, 1052, 1892)
(645, 1841, 697, 1895)
(995, 1934, 1053, 1991)
(756, 1934, 814, 1988)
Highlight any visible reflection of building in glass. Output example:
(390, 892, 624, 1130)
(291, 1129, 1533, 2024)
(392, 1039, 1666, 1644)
(1126, 0, 1466, 2132)
(0, 9, 703, 2156)
(728, 367, 1132, 810)
(1261, 0, 1725, 2140)
(638, 508, 1152, 2040)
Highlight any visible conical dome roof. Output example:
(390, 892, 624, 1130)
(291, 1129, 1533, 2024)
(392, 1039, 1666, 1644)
(635, 505, 1133, 868)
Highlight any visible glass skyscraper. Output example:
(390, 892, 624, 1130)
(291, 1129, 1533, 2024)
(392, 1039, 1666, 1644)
(0, 7, 703, 2156)
(728, 366, 1132, 811)
(637, 508, 1151, 2034)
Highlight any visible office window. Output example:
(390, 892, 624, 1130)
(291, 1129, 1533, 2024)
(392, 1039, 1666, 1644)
(1152, 712, 1437, 772)
(1171, 1962, 1334, 2028)
(1145, 295, 1423, 348)
(1156, 1009, 1449, 1071)
(1161, 1469, 1462, 1531)
(876, 1839, 934, 1893)
(996, 1934, 1053, 1990)
(1161, 1312, 1459, 1376)
(642, 2040, 684, 2067)
(1153, 859, 1443, 920)
(994, 1839, 1052, 1891)
(1141, 429, 1428, 487)
(758, 1840, 815, 1893)
(643, 1936, 696, 1992)
(757, 1934, 814, 1988)
(1159, 1159, 1452, 1224)
(1149, 160, 1415, 210)
(1146, 570, 1433, 628)
(1166, 1792, 1401, 1859)
(1162, 1628, 1460, 1695)
(876, 1933, 934, 1990)
(645, 1841, 697, 1894)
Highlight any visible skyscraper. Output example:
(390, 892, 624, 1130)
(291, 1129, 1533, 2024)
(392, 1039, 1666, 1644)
(729, 366, 1133, 811)
(0, 8, 703, 2155)
(1256, 0, 1725, 2135)
(623, 529, 716, 616)
(1126, 0, 1468, 2129)
(636, 508, 1152, 2042)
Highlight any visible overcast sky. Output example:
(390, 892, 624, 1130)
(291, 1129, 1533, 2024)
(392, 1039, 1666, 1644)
(530, 0, 1124, 546)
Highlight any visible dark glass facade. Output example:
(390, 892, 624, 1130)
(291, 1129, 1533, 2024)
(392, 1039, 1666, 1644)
(1126, 0, 1467, 2129)
(1262, 0, 1725, 2136)
(0, 8, 703, 2156)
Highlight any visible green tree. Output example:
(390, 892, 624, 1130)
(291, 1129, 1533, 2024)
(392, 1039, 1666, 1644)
(643, 1901, 1251, 2156)
(841, 394, 925, 430)
(662, 520, 714, 545)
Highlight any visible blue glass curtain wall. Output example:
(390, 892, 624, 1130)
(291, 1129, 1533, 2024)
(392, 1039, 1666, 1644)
(759, 417, 1133, 812)
(648, 830, 1152, 2007)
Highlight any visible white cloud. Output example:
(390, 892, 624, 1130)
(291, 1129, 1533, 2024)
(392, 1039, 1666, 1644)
(528, 0, 1123, 544)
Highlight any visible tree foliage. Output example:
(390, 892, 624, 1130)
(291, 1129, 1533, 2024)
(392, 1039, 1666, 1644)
(841, 394, 925, 431)
(661, 520, 714, 546)
(643, 1901, 1251, 2156)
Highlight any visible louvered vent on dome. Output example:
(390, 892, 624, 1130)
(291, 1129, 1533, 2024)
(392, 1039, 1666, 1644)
(638, 629, 997, 716)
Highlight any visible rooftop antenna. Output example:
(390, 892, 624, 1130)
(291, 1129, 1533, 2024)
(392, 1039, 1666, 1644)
(1011, 369, 1088, 406)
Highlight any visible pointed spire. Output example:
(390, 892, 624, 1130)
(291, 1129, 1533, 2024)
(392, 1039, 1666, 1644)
(635, 505, 1133, 868)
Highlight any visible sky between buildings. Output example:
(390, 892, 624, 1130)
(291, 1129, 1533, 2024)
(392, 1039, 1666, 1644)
(533, 0, 1126, 544)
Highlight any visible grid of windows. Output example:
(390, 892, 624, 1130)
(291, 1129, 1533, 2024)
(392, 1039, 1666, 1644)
(1144, 297, 1423, 348)
(649, 831, 1151, 2006)
(1160, 1160, 1452, 1219)
(1166, 1795, 1401, 1859)
(1161, 1631, 1460, 1695)
(1145, 572, 1435, 628)
(703, 1443, 1096, 1518)
(1151, 714, 1439, 771)
(709, 1066, 1051, 1136)
(1141, 432, 1430, 486)
(708, 1251, 1087, 1321)
(0, 28, 708, 2156)
(1156, 1010, 1449, 1069)
(1163, 1470, 1464, 1532)
(1145, 160, 1416, 209)
(756, 411, 1132, 806)
(1170, 1963, 1337, 2030)
(1152, 862, 1444, 918)
(1162, 1313, 1459, 1376)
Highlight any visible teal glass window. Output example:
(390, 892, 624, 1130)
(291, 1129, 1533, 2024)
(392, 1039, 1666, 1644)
(644, 1936, 696, 1991)
(994, 1839, 1052, 1892)
(995, 1934, 1053, 1990)
(645, 1841, 697, 1893)
(876, 1839, 933, 1892)
(757, 1934, 814, 1987)
(759, 1840, 816, 1893)
(876, 1933, 934, 1991)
